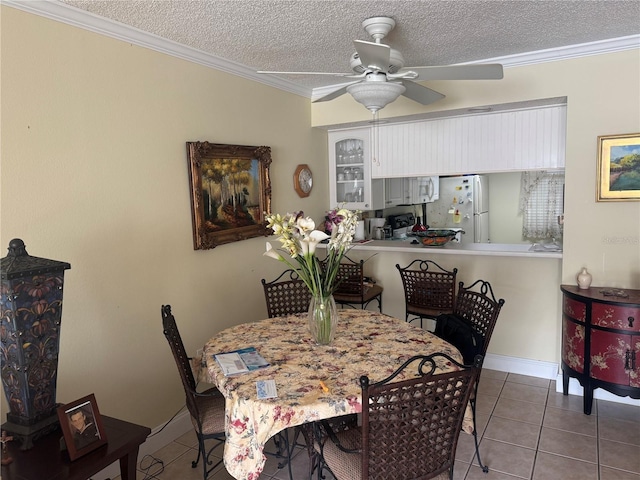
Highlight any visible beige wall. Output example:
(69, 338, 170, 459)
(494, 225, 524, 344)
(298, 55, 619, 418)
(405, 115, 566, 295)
(0, 7, 327, 426)
(2, 6, 639, 429)
(488, 172, 529, 244)
(345, 249, 562, 362)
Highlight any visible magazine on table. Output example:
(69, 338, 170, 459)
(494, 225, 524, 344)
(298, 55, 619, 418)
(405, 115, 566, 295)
(214, 347, 270, 376)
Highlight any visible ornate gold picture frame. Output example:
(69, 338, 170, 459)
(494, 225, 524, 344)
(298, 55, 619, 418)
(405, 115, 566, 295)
(186, 142, 272, 249)
(597, 133, 640, 201)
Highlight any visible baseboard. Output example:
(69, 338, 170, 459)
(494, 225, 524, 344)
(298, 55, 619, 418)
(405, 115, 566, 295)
(554, 375, 640, 407)
(483, 352, 640, 407)
(90, 409, 193, 480)
(483, 353, 559, 379)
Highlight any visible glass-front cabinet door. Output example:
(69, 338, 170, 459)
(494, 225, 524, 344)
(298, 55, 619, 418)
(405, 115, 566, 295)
(329, 127, 379, 210)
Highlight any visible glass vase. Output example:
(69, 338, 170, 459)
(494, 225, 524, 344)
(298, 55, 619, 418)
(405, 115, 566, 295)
(308, 294, 338, 345)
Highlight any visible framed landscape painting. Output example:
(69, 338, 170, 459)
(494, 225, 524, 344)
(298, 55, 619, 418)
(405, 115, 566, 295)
(597, 133, 640, 201)
(186, 142, 272, 249)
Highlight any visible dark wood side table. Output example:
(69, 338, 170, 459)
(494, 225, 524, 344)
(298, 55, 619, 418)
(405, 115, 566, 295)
(1, 415, 150, 480)
(560, 285, 640, 415)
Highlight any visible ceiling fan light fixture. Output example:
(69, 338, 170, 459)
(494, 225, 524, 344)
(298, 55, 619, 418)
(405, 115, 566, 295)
(347, 82, 406, 114)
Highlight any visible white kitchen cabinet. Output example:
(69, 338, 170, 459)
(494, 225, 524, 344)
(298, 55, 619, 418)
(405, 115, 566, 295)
(384, 178, 408, 206)
(329, 127, 385, 210)
(369, 104, 566, 178)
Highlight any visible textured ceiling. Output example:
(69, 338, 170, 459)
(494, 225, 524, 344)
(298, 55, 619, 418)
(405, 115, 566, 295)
(51, 0, 640, 93)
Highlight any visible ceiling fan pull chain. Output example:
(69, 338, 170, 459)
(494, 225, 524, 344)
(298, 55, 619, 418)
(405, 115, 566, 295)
(372, 112, 381, 167)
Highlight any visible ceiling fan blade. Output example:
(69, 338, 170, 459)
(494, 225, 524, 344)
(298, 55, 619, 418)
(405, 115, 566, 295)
(400, 80, 446, 106)
(400, 64, 504, 81)
(312, 83, 358, 103)
(354, 40, 391, 72)
(257, 70, 358, 77)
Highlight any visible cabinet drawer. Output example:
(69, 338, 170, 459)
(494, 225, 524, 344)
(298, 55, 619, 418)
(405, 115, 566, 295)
(563, 296, 586, 322)
(592, 303, 640, 332)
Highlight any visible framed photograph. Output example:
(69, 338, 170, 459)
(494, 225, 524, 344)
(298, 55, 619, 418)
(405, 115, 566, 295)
(186, 142, 272, 249)
(597, 133, 640, 201)
(57, 394, 107, 461)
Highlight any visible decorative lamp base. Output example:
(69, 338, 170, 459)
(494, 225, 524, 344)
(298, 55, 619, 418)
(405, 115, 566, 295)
(2, 414, 60, 450)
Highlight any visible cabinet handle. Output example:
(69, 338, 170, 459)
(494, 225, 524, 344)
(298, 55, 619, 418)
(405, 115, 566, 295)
(628, 316, 635, 328)
(625, 350, 632, 370)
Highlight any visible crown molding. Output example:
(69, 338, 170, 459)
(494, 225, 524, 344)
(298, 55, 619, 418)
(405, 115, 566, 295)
(480, 34, 640, 67)
(4, 0, 638, 101)
(1, 0, 311, 98)
(312, 35, 640, 100)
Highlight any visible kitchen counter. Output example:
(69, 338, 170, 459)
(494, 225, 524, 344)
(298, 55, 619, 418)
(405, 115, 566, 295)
(320, 239, 562, 258)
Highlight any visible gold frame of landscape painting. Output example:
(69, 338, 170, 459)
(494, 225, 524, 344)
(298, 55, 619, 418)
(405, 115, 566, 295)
(186, 142, 272, 249)
(597, 133, 640, 201)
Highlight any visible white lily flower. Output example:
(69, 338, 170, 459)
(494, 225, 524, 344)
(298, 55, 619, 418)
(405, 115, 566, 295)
(263, 242, 283, 261)
(300, 230, 329, 255)
(297, 216, 316, 233)
(264, 207, 358, 298)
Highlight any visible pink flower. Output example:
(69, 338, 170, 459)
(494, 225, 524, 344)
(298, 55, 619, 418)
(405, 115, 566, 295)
(229, 418, 247, 434)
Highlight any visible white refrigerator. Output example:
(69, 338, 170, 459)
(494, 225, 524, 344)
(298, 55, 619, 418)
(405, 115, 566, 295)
(425, 175, 489, 245)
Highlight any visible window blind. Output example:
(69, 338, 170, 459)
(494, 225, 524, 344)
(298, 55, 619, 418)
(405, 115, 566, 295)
(520, 171, 564, 239)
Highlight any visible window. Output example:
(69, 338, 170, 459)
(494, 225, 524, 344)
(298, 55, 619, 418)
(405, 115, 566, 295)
(519, 171, 564, 240)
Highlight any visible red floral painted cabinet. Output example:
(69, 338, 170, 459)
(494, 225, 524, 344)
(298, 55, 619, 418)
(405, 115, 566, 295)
(561, 285, 640, 415)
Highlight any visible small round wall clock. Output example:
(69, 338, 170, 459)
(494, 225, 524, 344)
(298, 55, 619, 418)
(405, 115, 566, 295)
(293, 164, 313, 197)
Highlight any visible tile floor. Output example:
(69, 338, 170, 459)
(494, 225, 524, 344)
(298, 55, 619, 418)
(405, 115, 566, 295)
(117, 370, 640, 480)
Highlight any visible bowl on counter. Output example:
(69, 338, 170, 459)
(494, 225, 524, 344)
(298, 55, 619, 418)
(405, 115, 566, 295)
(414, 229, 461, 247)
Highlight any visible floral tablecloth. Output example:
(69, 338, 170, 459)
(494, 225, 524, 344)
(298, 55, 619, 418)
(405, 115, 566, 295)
(200, 309, 472, 480)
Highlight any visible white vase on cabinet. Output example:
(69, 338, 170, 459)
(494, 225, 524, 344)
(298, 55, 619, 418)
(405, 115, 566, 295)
(576, 268, 592, 289)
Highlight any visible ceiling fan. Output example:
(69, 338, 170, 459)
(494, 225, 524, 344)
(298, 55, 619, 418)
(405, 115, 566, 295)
(259, 16, 503, 114)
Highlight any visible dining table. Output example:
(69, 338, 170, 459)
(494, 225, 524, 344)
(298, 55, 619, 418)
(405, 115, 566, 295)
(198, 309, 473, 480)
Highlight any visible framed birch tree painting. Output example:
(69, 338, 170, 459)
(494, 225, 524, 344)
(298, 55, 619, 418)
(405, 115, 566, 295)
(186, 142, 272, 249)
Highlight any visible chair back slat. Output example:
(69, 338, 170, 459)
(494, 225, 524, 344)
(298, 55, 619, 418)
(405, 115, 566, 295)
(333, 259, 364, 296)
(360, 353, 481, 480)
(453, 279, 505, 356)
(161, 305, 199, 420)
(396, 260, 457, 323)
(318, 256, 383, 311)
(262, 269, 312, 317)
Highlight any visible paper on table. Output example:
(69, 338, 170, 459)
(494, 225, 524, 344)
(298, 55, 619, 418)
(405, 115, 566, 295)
(256, 379, 278, 399)
(215, 351, 249, 376)
(239, 347, 270, 370)
(214, 347, 270, 376)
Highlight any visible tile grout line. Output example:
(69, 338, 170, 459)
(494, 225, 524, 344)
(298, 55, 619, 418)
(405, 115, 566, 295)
(596, 399, 601, 480)
(527, 385, 551, 480)
(465, 374, 506, 479)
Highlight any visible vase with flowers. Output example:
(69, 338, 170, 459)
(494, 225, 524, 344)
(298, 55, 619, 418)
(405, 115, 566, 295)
(264, 207, 358, 345)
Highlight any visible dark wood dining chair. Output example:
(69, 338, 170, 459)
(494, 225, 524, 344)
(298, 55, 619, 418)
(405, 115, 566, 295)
(330, 257, 383, 312)
(163, 305, 296, 479)
(433, 279, 505, 473)
(436, 279, 505, 364)
(315, 352, 482, 480)
(161, 305, 226, 480)
(396, 259, 458, 329)
(261, 269, 312, 317)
